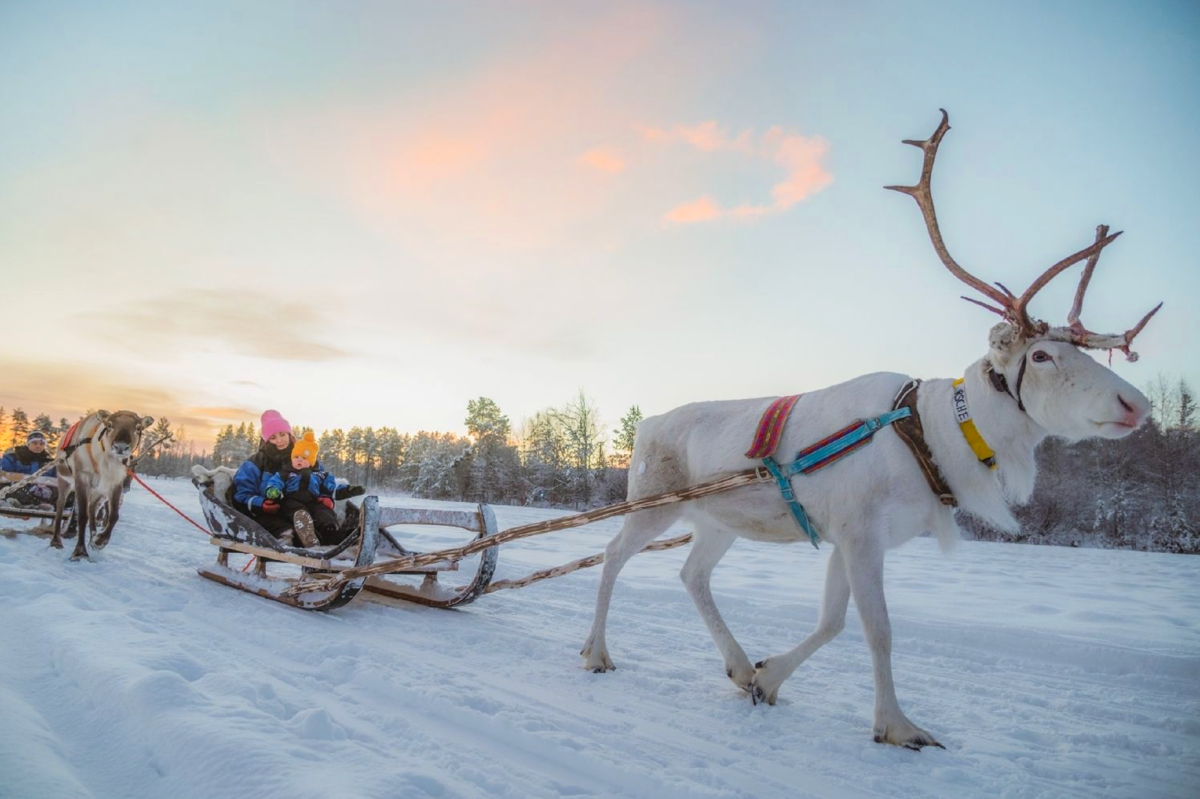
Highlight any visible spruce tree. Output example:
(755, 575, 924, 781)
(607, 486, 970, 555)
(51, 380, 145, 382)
(8, 408, 29, 449)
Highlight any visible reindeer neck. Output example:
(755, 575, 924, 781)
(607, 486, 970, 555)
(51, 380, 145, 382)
(960, 357, 1046, 509)
(912, 359, 1047, 530)
(963, 358, 1046, 461)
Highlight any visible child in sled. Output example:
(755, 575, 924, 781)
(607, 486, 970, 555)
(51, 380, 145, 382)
(263, 431, 343, 547)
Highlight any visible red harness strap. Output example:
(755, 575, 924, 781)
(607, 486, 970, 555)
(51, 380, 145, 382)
(745, 394, 803, 459)
(60, 420, 81, 451)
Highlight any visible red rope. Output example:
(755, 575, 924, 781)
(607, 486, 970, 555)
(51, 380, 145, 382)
(126, 469, 258, 572)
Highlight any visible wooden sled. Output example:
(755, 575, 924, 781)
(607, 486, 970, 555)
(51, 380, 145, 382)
(192, 477, 498, 611)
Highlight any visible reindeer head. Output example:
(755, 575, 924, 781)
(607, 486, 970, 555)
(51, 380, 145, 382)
(96, 410, 155, 459)
(887, 110, 1158, 441)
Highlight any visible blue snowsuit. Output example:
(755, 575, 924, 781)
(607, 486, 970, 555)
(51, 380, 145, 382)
(265, 469, 338, 502)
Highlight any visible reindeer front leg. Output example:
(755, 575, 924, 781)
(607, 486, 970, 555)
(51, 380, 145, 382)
(751, 545, 851, 705)
(680, 526, 755, 691)
(841, 537, 942, 750)
(92, 485, 121, 550)
(69, 482, 91, 561)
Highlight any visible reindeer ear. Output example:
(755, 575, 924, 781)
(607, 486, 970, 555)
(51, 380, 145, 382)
(141, 416, 155, 429)
(96, 410, 111, 421)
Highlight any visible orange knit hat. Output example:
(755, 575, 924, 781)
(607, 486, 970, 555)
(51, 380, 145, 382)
(292, 431, 319, 466)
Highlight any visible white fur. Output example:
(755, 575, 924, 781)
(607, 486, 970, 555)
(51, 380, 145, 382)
(582, 323, 1150, 748)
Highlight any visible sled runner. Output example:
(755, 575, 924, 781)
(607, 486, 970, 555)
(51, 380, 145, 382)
(192, 472, 499, 611)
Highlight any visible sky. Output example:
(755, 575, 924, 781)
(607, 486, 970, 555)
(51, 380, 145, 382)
(1, 0, 1197, 446)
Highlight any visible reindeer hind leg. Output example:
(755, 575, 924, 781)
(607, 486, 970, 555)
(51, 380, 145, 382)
(47, 471, 72, 547)
(680, 523, 754, 691)
(582, 504, 680, 672)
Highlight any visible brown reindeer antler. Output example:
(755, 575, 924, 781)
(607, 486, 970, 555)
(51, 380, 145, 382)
(886, 109, 1162, 360)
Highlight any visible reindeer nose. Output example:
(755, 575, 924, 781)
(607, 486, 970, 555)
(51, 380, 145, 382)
(1116, 394, 1147, 427)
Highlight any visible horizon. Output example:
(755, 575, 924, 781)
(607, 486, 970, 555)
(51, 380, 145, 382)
(3, 1, 1197, 445)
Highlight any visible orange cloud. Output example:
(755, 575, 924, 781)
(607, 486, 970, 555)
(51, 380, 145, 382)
(639, 121, 754, 153)
(649, 121, 832, 223)
(766, 126, 833, 206)
(395, 136, 487, 186)
(579, 146, 628, 173)
(665, 195, 721, 224)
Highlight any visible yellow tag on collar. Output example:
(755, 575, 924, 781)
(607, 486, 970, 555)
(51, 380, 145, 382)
(952, 378, 997, 470)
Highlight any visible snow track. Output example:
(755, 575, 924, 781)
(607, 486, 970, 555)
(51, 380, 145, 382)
(2, 480, 1198, 798)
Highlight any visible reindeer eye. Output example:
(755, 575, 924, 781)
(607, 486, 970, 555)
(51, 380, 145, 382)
(1031, 350, 1052, 363)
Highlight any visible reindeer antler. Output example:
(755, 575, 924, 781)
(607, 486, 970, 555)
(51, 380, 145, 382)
(886, 109, 1162, 360)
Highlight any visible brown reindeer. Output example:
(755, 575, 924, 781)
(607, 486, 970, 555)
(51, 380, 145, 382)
(51, 410, 154, 560)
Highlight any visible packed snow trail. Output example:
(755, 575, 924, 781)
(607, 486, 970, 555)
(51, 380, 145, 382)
(1, 479, 1198, 798)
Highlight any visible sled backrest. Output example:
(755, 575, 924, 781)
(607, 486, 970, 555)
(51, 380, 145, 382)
(376, 505, 496, 535)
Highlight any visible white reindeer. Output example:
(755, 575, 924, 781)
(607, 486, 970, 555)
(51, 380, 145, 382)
(581, 111, 1160, 750)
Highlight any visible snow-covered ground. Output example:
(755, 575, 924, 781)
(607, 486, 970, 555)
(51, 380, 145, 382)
(1, 479, 1198, 799)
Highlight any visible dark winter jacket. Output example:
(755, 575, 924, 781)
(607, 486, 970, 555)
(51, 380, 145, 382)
(265, 468, 337, 503)
(1, 446, 56, 478)
(232, 440, 324, 513)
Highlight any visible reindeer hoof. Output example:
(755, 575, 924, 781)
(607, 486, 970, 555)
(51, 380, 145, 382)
(749, 683, 769, 706)
(93, 534, 111, 550)
(873, 720, 943, 751)
(49, 539, 64, 550)
(581, 636, 615, 673)
(69, 553, 91, 562)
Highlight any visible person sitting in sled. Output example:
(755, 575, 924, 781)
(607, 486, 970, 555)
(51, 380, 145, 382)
(1, 430, 59, 510)
(263, 431, 343, 547)
(232, 409, 298, 533)
(232, 410, 362, 542)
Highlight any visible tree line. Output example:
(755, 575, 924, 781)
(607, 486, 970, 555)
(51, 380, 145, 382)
(3, 378, 1196, 553)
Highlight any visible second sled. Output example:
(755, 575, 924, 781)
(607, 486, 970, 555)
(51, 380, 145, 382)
(191, 470, 499, 611)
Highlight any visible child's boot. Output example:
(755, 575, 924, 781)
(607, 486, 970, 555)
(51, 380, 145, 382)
(292, 509, 320, 548)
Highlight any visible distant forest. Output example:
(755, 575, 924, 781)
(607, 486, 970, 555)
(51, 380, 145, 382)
(3, 377, 1196, 554)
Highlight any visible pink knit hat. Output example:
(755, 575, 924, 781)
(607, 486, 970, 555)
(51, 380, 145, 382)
(260, 409, 292, 441)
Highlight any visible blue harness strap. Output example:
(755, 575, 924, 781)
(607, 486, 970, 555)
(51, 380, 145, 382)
(757, 407, 913, 549)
